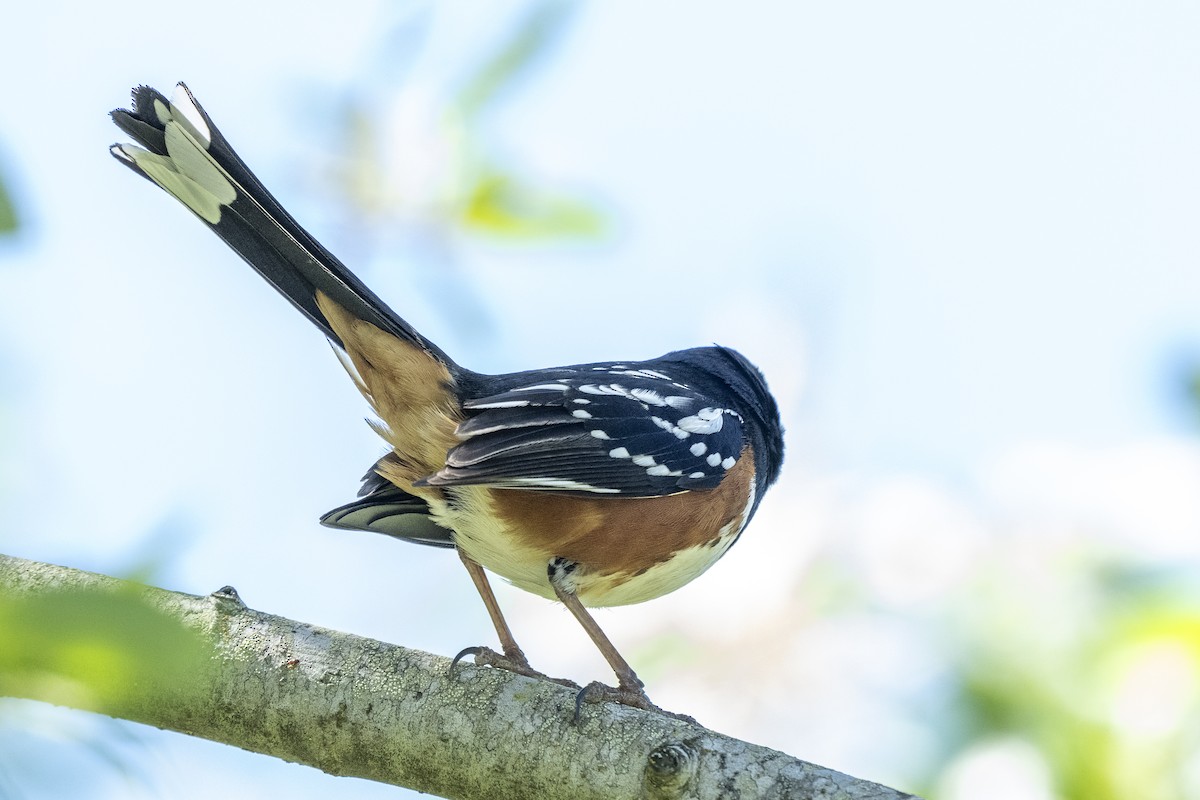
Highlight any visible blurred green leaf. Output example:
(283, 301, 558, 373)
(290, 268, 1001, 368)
(0, 166, 17, 235)
(457, 0, 576, 119)
(948, 571, 1200, 800)
(462, 169, 605, 239)
(0, 584, 212, 715)
(324, 0, 605, 257)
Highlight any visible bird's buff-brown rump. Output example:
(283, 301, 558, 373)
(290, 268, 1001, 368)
(315, 292, 462, 490)
(488, 447, 757, 607)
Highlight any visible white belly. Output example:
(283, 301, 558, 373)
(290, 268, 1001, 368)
(430, 480, 755, 608)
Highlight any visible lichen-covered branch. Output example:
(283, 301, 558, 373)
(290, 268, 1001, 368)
(0, 553, 919, 800)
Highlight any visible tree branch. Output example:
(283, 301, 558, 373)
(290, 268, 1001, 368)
(0, 553, 919, 799)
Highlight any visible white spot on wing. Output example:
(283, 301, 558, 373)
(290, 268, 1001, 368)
(630, 388, 669, 406)
(470, 399, 530, 409)
(646, 464, 682, 477)
(721, 456, 737, 470)
(571, 409, 593, 419)
(707, 453, 723, 467)
(515, 383, 571, 392)
(678, 407, 726, 434)
(650, 415, 692, 440)
(505, 477, 620, 493)
(690, 442, 707, 456)
(590, 430, 611, 440)
(632, 454, 657, 467)
(609, 447, 631, 458)
(578, 383, 627, 396)
(576, 383, 691, 416)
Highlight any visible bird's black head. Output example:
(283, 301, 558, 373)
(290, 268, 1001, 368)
(660, 346, 785, 493)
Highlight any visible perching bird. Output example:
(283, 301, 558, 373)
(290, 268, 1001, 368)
(110, 83, 785, 715)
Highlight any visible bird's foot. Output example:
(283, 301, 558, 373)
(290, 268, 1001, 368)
(450, 645, 580, 690)
(573, 679, 698, 725)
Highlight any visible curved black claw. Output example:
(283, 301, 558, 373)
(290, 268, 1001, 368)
(449, 645, 580, 690)
(450, 646, 487, 672)
(573, 680, 698, 725)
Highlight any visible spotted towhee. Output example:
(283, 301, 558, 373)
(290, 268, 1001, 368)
(110, 83, 785, 715)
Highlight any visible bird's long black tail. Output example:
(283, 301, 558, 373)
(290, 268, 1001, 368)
(110, 82, 457, 368)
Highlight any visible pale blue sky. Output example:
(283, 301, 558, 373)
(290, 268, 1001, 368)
(1, 1, 1198, 796)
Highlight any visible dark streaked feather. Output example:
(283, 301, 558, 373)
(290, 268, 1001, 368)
(456, 406, 579, 436)
(447, 427, 594, 466)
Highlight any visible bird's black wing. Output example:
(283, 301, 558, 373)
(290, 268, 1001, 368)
(419, 364, 748, 496)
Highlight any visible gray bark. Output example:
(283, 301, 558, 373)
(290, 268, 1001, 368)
(0, 553, 919, 800)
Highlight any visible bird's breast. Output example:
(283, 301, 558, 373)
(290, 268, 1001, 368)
(433, 451, 757, 607)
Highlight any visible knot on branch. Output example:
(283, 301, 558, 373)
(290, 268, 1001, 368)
(645, 741, 698, 796)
